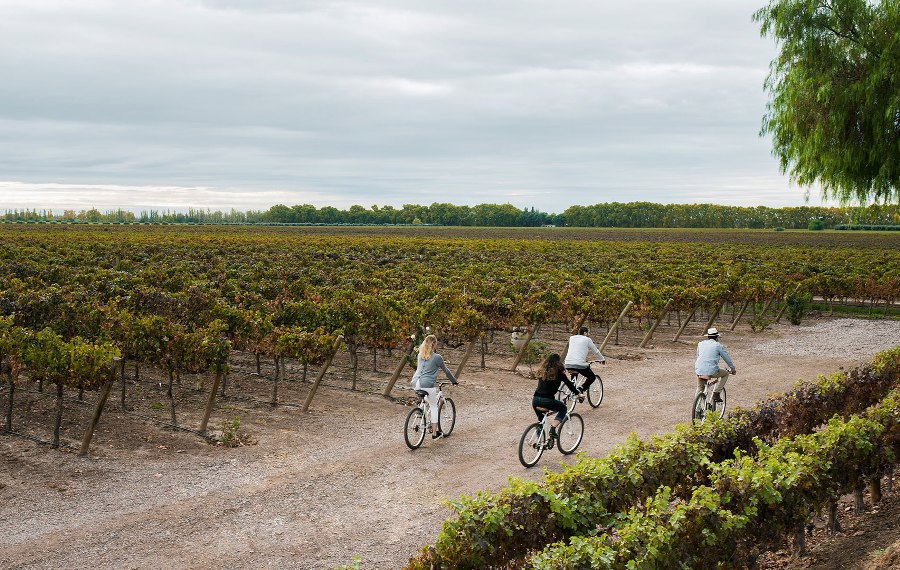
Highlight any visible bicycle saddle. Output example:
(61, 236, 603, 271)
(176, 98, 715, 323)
(415, 389, 429, 397)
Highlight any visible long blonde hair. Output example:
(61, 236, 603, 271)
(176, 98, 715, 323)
(418, 334, 437, 360)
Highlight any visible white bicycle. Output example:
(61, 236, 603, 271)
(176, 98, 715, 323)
(518, 391, 585, 468)
(559, 360, 604, 410)
(404, 381, 456, 449)
(691, 377, 726, 422)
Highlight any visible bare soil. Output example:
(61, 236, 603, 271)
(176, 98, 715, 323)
(1, 316, 899, 570)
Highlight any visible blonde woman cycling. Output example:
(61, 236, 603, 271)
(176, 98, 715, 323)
(411, 335, 458, 439)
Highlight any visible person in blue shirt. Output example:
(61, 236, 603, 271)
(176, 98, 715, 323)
(695, 327, 736, 402)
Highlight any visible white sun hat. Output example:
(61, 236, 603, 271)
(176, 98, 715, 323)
(705, 327, 720, 337)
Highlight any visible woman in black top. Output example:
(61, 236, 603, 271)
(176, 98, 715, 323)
(532, 353, 580, 440)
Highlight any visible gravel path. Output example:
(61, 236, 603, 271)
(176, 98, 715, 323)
(753, 318, 900, 358)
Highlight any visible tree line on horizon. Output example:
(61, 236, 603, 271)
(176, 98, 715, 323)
(1, 201, 898, 229)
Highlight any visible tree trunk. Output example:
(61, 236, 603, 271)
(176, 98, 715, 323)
(78, 387, 84, 402)
(120, 358, 128, 410)
(793, 521, 806, 557)
(271, 355, 280, 406)
(38, 378, 44, 393)
(302, 363, 308, 382)
(220, 371, 228, 397)
(853, 485, 866, 514)
(52, 382, 64, 448)
(349, 341, 358, 390)
(827, 502, 840, 534)
(372, 347, 377, 372)
(134, 361, 140, 382)
(480, 335, 487, 368)
(870, 477, 882, 505)
(255, 352, 261, 375)
(5, 377, 15, 432)
(167, 368, 177, 428)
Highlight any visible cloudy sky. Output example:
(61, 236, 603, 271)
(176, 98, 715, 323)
(0, 0, 831, 214)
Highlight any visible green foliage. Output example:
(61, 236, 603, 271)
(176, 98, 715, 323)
(749, 316, 771, 332)
(531, 386, 900, 568)
(785, 291, 812, 325)
(332, 555, 362, 570)
(405, 347, 900, 569)
(511, 339, 547, 369)
(807, 219, 825, 231)
(220, 417, 241, 447)
(755, 0, 900, 205)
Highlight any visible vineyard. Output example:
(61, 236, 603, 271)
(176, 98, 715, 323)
(0, 224, 899, 569)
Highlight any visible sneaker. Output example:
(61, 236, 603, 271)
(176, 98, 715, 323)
(432, 431, 444, 440)
(713, 393, 723, 404)
(549, 427, 558, 440)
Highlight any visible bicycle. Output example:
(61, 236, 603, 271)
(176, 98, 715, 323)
(404, 381, 456, 450)
(691, 377, 726, 422)
(559, 360, 604, 410)
(518, 391, 585, 468)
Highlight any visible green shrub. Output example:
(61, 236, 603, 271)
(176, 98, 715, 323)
(807, 219, 825, 230)
(785, 291, 812, 325)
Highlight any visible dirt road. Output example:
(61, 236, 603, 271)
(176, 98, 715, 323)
(2, 317, 898, 570)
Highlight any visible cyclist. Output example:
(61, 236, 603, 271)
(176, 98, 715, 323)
(695, 327, 736, 403)
(532, 353, 580, 442)
(411, 334, 458, 439)
(564, 326, 606, 398)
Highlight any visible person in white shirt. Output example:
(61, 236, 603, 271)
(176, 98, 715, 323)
(694, 327, 736, 402)
(564, 326, 605, 396)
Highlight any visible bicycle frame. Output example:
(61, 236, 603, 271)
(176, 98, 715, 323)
(563, 360, 604, 410)
(692, 376, 726, 421)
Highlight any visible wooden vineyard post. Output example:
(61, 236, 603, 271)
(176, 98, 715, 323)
(79, 358, 118, 457)
(560, 315, 588, 361)
(509, 324, 537, 372)
(640, 299, 673, 348)
(301, 334, 344, 412)
(199, 367, 225, 435)
(455, 335, 479, 378)
(599, 301, 633, 353)
(383, 336, 415, 397)
(729, 300, 750, 331)
(775, 283, 803, 323)
(759, 291, 778, 318)
(672, 307, 696, 342)
(701, 303, 722, 336)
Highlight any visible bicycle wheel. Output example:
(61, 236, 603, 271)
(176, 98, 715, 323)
(713, 388, 726, 418)
(518, 422, 546, 468)
(587, 378, 604, 408)
(691, 392, 707, 422)
(404, 407, 427, 450)
(557, 413, 584, 454)
(438, 397, 456, 436)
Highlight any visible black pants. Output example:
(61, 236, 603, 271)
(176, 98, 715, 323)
(532, 396, 567, 423)
(566, 366, 597, 393)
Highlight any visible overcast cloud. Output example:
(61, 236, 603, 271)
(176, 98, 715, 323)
(0, 0, 830, 213)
